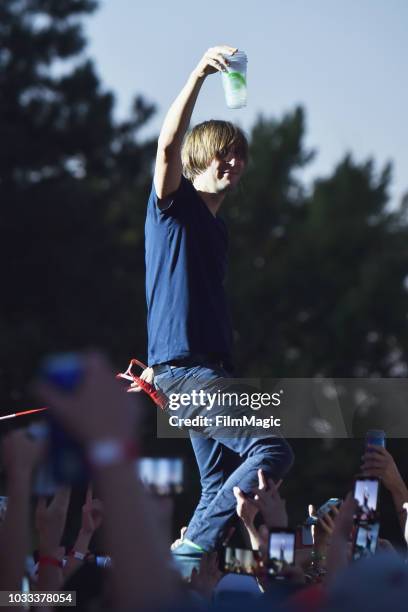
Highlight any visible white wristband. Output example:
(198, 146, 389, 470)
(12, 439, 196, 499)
(87, 439, 138, 468)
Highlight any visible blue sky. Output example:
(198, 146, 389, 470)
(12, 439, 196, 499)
(85, 0, 407, 206)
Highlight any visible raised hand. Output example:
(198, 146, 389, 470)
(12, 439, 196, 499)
(1, 429, 44, 480)
(233, 485, 259, 528)
(81, 485, 103, 535)
(193, 46, 237, 79)
(361, 445, 405, 491)
(190, 552, 223, 600)
(253, 470, 287, 529)
(35, 487, 71, 556)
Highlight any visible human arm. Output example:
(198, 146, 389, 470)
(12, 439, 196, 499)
(361, 445, 408, 531)
(325, 493, 356, 583)
(233, 471, 286, 552)
(154, 46, 235, 200)
(233, 485, 260, 549)
(190, 552, 223, 601)
(63, 485, 103, 581)
(34, 352, 179, 610)
(0, 430, 43, 591)
(35, 487, 71, 591)
(252, 470, 287, 530)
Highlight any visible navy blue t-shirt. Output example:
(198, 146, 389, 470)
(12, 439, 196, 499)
(145, 176, 233, 366)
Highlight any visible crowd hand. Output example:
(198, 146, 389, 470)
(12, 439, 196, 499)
(128, 366, 154, 393)
(190, 552, 222, 600)
(325, 493, 357, 582)
(252, 470, 287, 529)
(256, 555, 306, 594)
(0, 430, 45, 592)
(233, 485, 259, 528)
(34, 352, 137, 445)
(193, 45, 237, 79)
(1, 429, 44, 481)
(330, 493, 356, 541)
(361, 445, 405, 491)
(277, 563, 306, 585)
(377, 538, 395, 553)
(308, 503, 339, 552)
(81, 485, 103, 535)
(171, 526, 187, 551)
(63, 485, 103, 580)
(35, 487, 71, 556)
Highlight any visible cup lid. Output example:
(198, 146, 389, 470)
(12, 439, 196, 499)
(225, 50, 247, 61)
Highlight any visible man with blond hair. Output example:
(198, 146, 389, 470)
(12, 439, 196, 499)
(144, 46, 293, 572)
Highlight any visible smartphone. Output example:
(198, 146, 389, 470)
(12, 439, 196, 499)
(316, 498, 341, 518)
(29, 417, 88, 494)
(354, 478, 379, 521)
(48, 416, 88, 486)
(353, 522, 380, 561)
(136, 458, 183, 495)
(220, 546, 262, 576)
(95, 556, 112, 568)
(365, 429, 386, 449)
(268, 529, 296, 575)
(303, 498, 341, 544)
(35, 354, 88, 488)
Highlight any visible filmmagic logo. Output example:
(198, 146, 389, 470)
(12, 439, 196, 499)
(167, 389, 282, 411)
(168, 414, 281, 429)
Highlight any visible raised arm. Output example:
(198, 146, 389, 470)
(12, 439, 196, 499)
(154, 45, 236, 201)
(0, 430, 43, 591)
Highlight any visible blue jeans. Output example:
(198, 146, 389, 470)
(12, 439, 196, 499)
(154, 363, 294, 551)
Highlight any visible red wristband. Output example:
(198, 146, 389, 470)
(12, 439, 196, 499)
(38, 555, 63, 569)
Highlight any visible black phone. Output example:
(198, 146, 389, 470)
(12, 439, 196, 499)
(353, 478, 379, 521)
(220, 546, 262, 576)
(268, 529, 296, 575)
(353, 522, 380, 561)
(29, 354, 89, 491)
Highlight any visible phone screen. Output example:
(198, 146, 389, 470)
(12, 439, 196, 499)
(220, 546, 262, 576)
(354, 478, 379, 521)
(268, 530, 295, 574)
(137, 458, 183, 495)
(353, 522, 380, 560)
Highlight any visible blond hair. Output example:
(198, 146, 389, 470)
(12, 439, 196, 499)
(181, 120, 248, 181)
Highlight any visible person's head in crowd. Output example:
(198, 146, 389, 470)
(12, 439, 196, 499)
(323, 552, 408, 612)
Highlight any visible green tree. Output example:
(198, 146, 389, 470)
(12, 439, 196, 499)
(0, 0, 155, 412)
(225, 109, 408, 377)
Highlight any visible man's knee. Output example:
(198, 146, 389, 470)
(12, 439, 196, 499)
(254, 437, 295, 478)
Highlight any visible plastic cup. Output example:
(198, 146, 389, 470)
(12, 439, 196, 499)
(221, 50, 247, 109)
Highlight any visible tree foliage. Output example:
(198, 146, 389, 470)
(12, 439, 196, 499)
(225, 110, 408, 377)
(0, 0, 155, 410)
